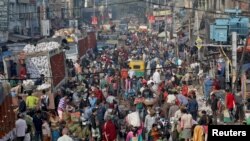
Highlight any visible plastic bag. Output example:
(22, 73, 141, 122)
(126, 111, 141, 127)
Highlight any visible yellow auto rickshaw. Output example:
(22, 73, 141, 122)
(128, 60, 145, 77)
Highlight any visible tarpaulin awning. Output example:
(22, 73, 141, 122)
(8, 34, 31, 42)
(0, 51, 12, 60)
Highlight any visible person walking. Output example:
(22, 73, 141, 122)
(187, 95, 198, 121)
(57, 128, 73, 141)
(42, 119, 51, 141)
(210, 94, 218, 124)
(180, 108, 193, 141)
(235, 92, 244, 124)
(225, 89, 235, 121)
(102, 115, 117, 141)
(15, 113, 27, 141)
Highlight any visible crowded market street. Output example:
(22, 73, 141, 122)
(1, 1, 250, 141)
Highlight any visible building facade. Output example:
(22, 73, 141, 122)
(8, 0, 38, 36)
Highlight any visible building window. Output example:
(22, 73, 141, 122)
(198, 0, 205, 9)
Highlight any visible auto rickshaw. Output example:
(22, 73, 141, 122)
(128, 60, 145, 78)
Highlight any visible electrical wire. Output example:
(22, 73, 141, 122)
(3, 0, 142, 17)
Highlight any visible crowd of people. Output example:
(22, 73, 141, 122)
(8, 31, 247, 141)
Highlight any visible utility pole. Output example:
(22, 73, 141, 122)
(232, 32, 237, 92)
(170, 2, 174, 39)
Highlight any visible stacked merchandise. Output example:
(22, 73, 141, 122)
(23, 42, 60, 78)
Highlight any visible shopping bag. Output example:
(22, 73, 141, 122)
(223, 109, 232, 123)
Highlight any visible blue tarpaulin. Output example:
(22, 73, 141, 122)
(0, 51, 12, 60)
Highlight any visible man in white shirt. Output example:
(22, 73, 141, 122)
(57, 128, 73, 141)
(15, 113, 27, 141)
(128, 69, 135, 79)
(152, 69, 161, 85)
(144, 109, 156, 140)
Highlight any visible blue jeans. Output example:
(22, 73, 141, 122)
(34, 131, 43, 141)
(52, 130, 60, 141)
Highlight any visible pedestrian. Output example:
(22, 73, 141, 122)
(204, 76, 213, 101)
(210, 94, 218, 124)
(180, 108, 193, 141)
(144, 109, 156, 140)
(40, 90, 49, 111)
(102, 115, 117, 141)
(225, 89, 235, 121)
(57, 95, 69, 121)
(49, 111, 60, 141)
(187, 95, 198, 121)
(17, 96, 26, 114)
(148, 123, 160, 141)
(57, 128, 73, 141)
(235, 92, 245, 123)
(42, 119, 51, 141)
(15, 113, 27, 141)
(33, 110, 43, 141)
(90, 108, 101, 141)
(26, 90, 38, 111)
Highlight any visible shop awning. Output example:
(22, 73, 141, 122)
(0, 51, 12, 60)
(8, 34, 31, 42)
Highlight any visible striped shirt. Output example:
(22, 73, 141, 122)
(58, 97, 66, 111)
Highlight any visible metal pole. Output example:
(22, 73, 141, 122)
(170, 3, 174, 39)
(232, 32, 237, 92)
(94, 0, 95, 17)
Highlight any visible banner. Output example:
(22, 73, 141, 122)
(41, 20, 50, 36)
(92, 16, 98, 25)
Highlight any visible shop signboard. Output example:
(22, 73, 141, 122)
(0, 0, 9, 31)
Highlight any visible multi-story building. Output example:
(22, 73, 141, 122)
(8, 0, 38, 37)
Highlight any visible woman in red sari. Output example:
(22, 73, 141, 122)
(102, 115, 117, 141)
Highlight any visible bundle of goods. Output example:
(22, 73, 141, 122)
(25, 56, 50, 78)
(23, 42, 60, 54)
(144, 98, 157, 106)
(125, 111, 141, 127)
(23, 41, 61, 78)
(64, 112, 81, 133)
(22, 80, 35, 91)
(53, 28, 81, 42)
(37, 83, 51, 91)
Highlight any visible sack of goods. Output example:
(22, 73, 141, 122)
(144, 98, 156, 106)
(126, 111, 141, 127)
